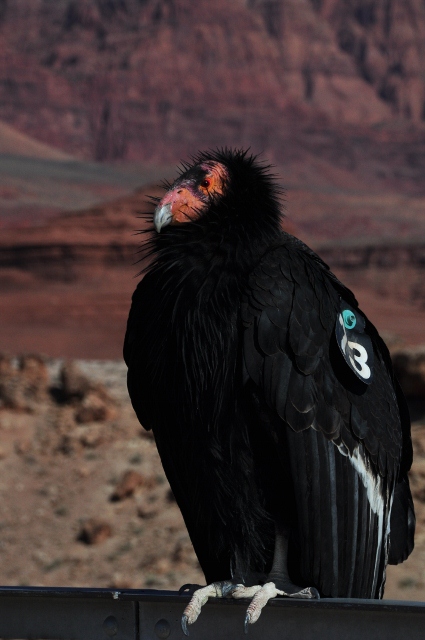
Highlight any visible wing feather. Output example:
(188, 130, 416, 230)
(242, 240, 414, 597)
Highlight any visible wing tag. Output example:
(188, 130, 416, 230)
(335, 302, 374, 384)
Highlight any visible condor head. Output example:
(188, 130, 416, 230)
(154, 161, 229, 233)
(152, 149, 283, 240)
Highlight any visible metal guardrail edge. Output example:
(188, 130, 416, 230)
(0, 586, 422, 614)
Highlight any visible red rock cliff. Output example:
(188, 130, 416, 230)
(0, 0, 424, 182)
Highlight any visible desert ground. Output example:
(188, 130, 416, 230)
(0, 351, 423, 602)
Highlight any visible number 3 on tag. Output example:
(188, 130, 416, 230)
(347, 340, 371, 380)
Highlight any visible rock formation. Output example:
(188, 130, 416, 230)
(0, 0, 423, 189)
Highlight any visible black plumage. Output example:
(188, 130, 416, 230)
(124, 149, 415, 603)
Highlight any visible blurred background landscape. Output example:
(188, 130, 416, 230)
(0, 0, 425, 600)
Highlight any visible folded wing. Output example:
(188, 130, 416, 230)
(242, 240, 414, 598)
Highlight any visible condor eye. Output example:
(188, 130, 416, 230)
(201, 178, 211, 189)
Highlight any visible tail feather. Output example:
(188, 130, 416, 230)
(388, 476, 415, 565)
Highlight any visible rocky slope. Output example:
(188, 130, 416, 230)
(0, 0, 424, 192)
(0, 355, 203, 590)
(0, 121, 73, 160)
(0, 150, 171, 227)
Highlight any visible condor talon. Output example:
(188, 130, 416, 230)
(179, 584, 192, 595)
(181, 614, 189, 637)
(244, 612, 251, 635)
(179, 583, 203, 596)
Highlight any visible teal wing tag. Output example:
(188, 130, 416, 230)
(335, 301, 374, 384)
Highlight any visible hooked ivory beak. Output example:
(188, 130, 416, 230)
(154, 203, 173, 233)
(154, 185, 208, 232)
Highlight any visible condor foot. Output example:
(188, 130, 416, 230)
(180, 579, 319, 635)
(181, 581, 240, 635)
(233, 581, 319, 633)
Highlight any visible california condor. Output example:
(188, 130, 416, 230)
(124, 149, 415, 633)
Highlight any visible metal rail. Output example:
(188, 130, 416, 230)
(0, 586, 422, 639)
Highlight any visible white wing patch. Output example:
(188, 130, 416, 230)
(336, 442, 388, 594)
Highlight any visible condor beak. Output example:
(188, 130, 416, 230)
(154, 186, 205, 232)
(154, 203, 173, 233)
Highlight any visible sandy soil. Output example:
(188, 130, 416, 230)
(0, 357, 203, 591)
(0, 356, 423, 602)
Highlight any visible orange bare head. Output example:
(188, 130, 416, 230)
(154, 161, 229, 232)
